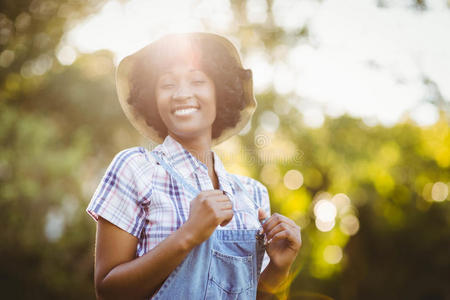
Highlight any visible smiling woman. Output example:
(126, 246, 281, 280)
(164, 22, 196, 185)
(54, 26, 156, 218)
(126, 33, 253, 143)
(86, 32, 302, 300)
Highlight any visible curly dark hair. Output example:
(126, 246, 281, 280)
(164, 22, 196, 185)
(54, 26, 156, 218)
(126, 35, 252, 140)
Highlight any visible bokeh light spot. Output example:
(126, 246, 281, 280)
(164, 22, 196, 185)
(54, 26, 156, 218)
(315, 218, 335, 232)
(340, 215, 360, 236)
(45, 209, 65, 242)
(260, 164, 281, 187)
(57, 45, 77, 66)
(314, 199, 337, 222)
(283, 169, 304, 190)
(431, 182, 448, 202)
(259, 110, 280, 133)
(331, 193, 351, 211)
(323, 245, 343, 264)
(0, 49, 15, 68)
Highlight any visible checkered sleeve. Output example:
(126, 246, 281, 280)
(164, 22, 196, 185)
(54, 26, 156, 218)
(86, 148, 148, 238)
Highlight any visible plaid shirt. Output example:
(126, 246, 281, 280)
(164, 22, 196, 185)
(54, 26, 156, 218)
(86, 135, 271, 271)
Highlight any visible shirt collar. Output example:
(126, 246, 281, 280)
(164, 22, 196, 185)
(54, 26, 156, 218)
(153, 135, 235, 196)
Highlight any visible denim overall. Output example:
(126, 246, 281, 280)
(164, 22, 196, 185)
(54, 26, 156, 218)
(150, 151, 267, 300)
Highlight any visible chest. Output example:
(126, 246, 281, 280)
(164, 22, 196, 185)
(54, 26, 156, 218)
(148, 167, 228, 225)
(136, 167, 260, 256)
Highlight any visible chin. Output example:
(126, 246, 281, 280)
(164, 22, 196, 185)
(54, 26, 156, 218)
(170, 128, 212, 140)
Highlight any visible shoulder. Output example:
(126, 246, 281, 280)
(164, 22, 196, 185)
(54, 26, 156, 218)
(232, 174, 267, 192)
(107, 146, 158, 175)
(230, 173, 270, 211)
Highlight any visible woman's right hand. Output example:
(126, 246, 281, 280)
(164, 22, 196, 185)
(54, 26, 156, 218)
(93, 190, 233, 299)
(183, 190, 234, 246)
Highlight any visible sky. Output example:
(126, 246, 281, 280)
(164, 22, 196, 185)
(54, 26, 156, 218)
(60, 0, 450, 127)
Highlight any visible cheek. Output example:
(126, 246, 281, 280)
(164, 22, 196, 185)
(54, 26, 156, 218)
(205, 86, 216, 115)
(206, 92, 217, 121)
(155, 90, 166, 108)
(155, 97, 162, 112)
(155, 94, 170, 122)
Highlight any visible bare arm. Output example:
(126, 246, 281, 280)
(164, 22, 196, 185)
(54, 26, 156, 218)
(94, 216, 197, 299)
(94, 190, 233, 300)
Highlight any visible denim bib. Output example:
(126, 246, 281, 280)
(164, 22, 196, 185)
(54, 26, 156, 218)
(150, 151, 267, 299)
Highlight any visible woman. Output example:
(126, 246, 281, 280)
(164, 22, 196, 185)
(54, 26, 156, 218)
(86, 32, 301, 299)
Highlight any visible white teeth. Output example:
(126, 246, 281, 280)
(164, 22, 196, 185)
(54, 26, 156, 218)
(173, 108, 198, 116)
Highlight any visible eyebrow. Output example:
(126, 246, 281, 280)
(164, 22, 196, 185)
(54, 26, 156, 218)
(159, 69, 202, 76)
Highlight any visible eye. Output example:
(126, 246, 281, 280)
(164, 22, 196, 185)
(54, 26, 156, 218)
(160, 83, 175, 89)
(192, 79, 205, 85)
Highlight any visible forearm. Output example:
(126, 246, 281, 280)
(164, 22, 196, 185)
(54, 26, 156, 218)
(257, 262, 291, 300)
(96, 224, 198, 300)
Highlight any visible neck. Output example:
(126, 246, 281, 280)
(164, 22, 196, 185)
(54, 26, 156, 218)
(168, 133, 214, 170)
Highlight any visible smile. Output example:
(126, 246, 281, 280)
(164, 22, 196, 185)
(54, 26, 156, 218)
(173, 107, 199, 116)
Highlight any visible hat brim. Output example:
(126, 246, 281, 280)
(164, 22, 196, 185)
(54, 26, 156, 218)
(115, 32, 257, 146)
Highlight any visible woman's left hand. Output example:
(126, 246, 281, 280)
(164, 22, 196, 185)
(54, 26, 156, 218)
(258, 209, 302, 271)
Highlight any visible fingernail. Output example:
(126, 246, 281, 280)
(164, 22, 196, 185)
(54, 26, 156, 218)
(258, 228, 264, 235)
(267, 238, 272, 245)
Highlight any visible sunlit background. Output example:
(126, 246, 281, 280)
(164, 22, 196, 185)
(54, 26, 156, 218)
(63, 0, 450, 127)
(1, 0, 449, 299)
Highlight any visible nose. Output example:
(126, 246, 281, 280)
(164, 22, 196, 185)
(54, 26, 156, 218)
(172, 81, 193, 101)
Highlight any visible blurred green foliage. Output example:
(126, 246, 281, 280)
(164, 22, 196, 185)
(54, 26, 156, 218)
(1, 0, 449, 299)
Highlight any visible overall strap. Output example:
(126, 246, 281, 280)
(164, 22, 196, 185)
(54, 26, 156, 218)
(150, 151, 200, 197)
(228, 173, 259, 210)
(229, 173, 269, 225)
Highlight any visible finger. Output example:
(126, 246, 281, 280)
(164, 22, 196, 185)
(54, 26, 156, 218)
(258, 208, 269, 222)
(273, 214, 297, 228)
(219, 210, 234, 227)
(262, 213, 281, 227)
(219, 202, 233, 211)
(265, 222, 291, 240)
(196, 190, 224, 203)
(266, 230, 291, 245)
(209, 194, 232, 203)
(265, 220, 297, 237)
(201, 189, 226, 196)
(262, 213, 297, 234)
(268, 229, 302, 249)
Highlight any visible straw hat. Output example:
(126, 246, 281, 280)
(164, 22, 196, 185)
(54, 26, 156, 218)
(115, 32, 257, 146)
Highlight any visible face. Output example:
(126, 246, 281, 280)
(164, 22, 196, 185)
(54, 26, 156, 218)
(155, 60, 216, 142)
